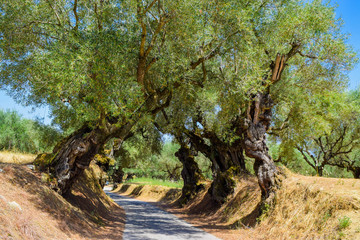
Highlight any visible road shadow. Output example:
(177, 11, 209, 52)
(108, 193, 219, 240)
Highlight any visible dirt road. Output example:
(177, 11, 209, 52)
(105, 188, 220, 240)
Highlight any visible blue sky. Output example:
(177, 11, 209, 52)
(0, 0, 359, 125)
(335, 0, 360, 89)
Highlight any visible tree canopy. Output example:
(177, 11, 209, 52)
(0, 0, 358, 198)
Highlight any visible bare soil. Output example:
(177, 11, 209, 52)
(0, 163, 125, 240)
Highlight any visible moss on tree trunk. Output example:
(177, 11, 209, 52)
(175, 144, 205, 205)
(208, 167, 237, 204)
(187, 131, 247, 203)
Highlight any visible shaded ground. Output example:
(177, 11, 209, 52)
(106, 188, 219, 240)
(0, 163, 125, 240)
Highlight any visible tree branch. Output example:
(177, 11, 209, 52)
(45, 0, 62, 26)
(190, 30, 240, 70)
(296, 146, 315, 169)
(145, 16, 169, 57)
(94, 2, 103, 31)
(297, 51, 317, 59)
(73, 0, 79, 30)
(143, 0, 159, 15)
(271, 41, 302, 84)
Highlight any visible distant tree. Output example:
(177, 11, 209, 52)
(32, 120, 63, 152)
(270, 90, 360, 177)
(295, 91, 360, 177)
(156, 142, 182, 181)
(0, 110, 30, 151)
(296, 123, 360, 176)
(328, 152, 360, 179)
(0, 109, 61, 153)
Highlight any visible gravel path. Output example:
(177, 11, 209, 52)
(105, 189, 220, 240)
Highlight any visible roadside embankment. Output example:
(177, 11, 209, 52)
(113, 171, 360, 240)
(0, 162, 125, 240)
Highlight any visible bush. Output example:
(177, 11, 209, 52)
(0, 109, 62, 153)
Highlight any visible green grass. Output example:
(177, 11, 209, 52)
(338, 216, 351, 230)
(125, 177, 183, 188)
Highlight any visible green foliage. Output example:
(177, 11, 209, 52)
(195, 152, 213, 179)
(0, 109, 62, 153)
(257, 203, 271, 223)
(0, 0, 358, 186)
(0, 0, 139, 127)
(125, 177, 183, 189)
(155, 142, 182, 180)
(274, 90, 360, 177)
(0, 0, 231, 131)
(111, 135, 212, 182)
(155, 0, 357, 173)
(338, 216, 351, 231)
(118, 140, 180, 180)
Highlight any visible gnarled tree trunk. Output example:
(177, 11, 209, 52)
(112, 167, 125, 189)
(36, 89, 172, 195)
(243, 92, 278, 202)
(50, 125, 108, 194)
(48, 122, 133, 195)
(242, 48, 300, 203)
(208, 143, 246, 204)
(188, 131, 246, 203)
(315, 166, 324, 177)
(175, 144, 205, 205)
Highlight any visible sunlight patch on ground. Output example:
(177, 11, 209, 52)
(0, 151, 36, 164)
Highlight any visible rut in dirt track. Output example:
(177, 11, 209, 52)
(105, 189, 220, 240)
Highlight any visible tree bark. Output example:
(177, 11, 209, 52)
(351, 167, 360, 179)
(48, 122, 133, 195)
(243, 92, 279, 202)
(35, 88, 171, 195)
(208, 143, 246, 204)
(175, 144, 205, 204)
(187, 131, 246, 203)
(212, 146, 246, 173)
(112, 167, 125, 189)
(47, 124, 106, 194)
(242, 44, 300, 205)
(188, 131, 246, 173)
(316, 166, 324, 176)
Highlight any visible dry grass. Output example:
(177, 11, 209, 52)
(0, 162, 125, 240)
(115, 169, 360, 240)
(257, 171, 360, 240)
(0, 151, 36, 164)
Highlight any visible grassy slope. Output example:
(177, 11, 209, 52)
(125, 177, 183, 188)
(0, 162, 125, 240)
(114, 169, 360, 240)
(256, 170, 360, 240)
